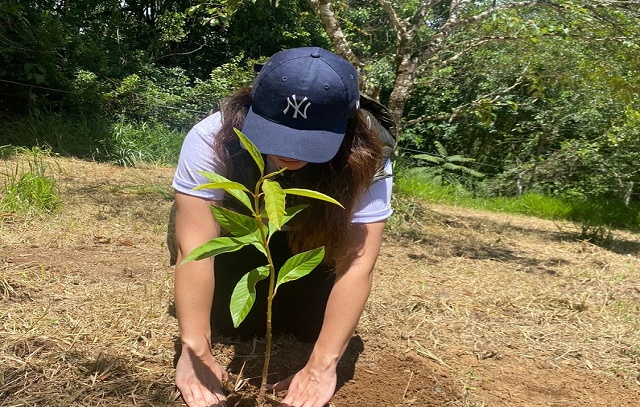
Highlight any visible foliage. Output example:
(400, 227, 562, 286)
(181, 129, 343, 402)
(67, 64, 227, 130)
(530, 108, 640, 203)
(388, 1, 640, 208)
(105, 120, 185, 167)
(0, 0, 325, 123)
(407, 141, 484, 192)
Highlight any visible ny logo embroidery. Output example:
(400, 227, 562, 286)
(283, 95, 311, 119)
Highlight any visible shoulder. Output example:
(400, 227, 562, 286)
(172, 112, 228, 200)
(352, 159, 393, 224)
(187, 112, 223, 143)
(179, 112, 224, 157)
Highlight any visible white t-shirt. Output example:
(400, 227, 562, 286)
(172, 112, 393, 223)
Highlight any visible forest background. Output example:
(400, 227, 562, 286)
(1, 0, 640, 234)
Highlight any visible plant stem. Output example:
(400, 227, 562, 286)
(253, 179, 277, 404)
(260, 257, 276, 403)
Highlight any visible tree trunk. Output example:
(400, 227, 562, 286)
(387, 52, 419, 125)
(624, 181, 634, 207)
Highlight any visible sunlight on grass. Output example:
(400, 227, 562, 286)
(395, 171, 640, 231)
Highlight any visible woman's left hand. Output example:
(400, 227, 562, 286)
(267, 364, 337, 407)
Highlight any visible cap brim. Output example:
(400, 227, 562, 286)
(240, 107, 346, 164)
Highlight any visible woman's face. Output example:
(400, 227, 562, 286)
(269, 155, 308, 171)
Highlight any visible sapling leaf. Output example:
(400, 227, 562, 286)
(230, 265, 269, 327)
(264, 167, 287, 179)
(181, 234, 259, 264)
(193, 181, 250, 192)
(211, 205, 259, 237)
(267, 204, 309, 236)
(211, 205, 266, 255)
(262, 179, 286, 233)
(282, 188, 344, 208)
(198, 171, 249, 191)
(275, 247, 325, 293)
(197, 171, 254, 212)
(234, 128, 264, 176)
(283, 204, 308, 222)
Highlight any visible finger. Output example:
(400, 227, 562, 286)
(203, 392, 227, 407)
(213, 366, 229, 383)
(186, 385, 208, 407)
(267, 374, 294, 392)
(211, 386, 228, 406)
(296, 394, 326, 407)
(280, 386, 303, 407)
(280, 393, 301, 407)
(308, 398, 328, 407)
(201, 394, 219, 407)
(179, 386, 196, 407)
(199, 376, 227, 406)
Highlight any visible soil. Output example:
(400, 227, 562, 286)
(1, 155, 639, 406)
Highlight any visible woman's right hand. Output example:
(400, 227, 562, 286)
(175, 346, 229, 406)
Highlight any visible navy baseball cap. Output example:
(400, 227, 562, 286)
(241, 47, 360, 163)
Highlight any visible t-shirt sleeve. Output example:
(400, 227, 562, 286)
(172, 112, 228, 201)
(351, 159, 393, 224)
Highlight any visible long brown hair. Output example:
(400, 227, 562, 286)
(213, 88, 383, 265)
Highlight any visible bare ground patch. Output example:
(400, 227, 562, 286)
(1, 155, 639, 406)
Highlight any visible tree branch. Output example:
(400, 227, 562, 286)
(454, 1, 543, 34)
(306, 0, 361, 70)
(377, 0, 407, 39)
(155, 42, 207, 61)
(406, 0, 439, 39)
(418, 0, 472, 62)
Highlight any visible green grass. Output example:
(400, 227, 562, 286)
(0, 148, 61, 215)
(105, 120, 185, 166)
(0, 114, 185, 166)
(395, 171, 640, 233)
(0, 114, 112, 159)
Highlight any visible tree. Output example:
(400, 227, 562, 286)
(307, 0, 640, 126)
(305, 0, 640, 203)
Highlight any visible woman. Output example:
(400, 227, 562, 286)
(170, 47, 393, 407)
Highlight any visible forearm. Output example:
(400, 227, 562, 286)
(310, 267, 373, 369)
(173, 193, 222, 355)
(175, 258, 215, 354)
(308, 221, 385, 370)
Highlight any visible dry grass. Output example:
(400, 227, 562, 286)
(1, 156, 179, 406)
(366, 199, 640, 405)
(374, 202, 640, 367)
(1, 154, 639, 406)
